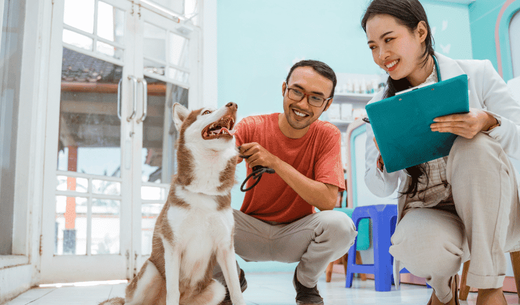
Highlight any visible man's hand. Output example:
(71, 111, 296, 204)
(238, 142, 337, 210)
(430, 108, 498, 139)
(238, 142, 280, 170)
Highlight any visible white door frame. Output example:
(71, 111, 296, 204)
(510, 10, 520, 78)
(39, 0, 200, 283)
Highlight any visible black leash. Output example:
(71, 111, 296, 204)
(240, 165, 275, 192)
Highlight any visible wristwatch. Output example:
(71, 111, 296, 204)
(485, 117, 501, 132)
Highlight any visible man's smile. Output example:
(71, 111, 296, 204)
(292, 108, 310, 118)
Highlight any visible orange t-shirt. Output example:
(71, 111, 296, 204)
(235, 113, 345, 224)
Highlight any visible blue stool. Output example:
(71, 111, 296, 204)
(335, 208, 370, 251)
(345, 204, 398, 291)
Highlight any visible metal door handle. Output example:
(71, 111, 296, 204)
(117, 78, 123, 120)
(136, 78, 148, 123)
(127, 76, 138, 121)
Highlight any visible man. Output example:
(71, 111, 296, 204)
(218, 60, 357, 305)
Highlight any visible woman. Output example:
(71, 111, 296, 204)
(362, 0, 520, 304)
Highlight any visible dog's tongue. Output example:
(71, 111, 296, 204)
(219, 127, 235, 136)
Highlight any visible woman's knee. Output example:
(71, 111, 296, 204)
(390, 210, 465, 275)
(450, 133, 501, 165)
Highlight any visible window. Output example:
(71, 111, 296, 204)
(0, 0, 25, 255)
(510, 11, 520, 78)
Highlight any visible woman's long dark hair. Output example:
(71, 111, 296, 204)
(362, 0, 435, 197)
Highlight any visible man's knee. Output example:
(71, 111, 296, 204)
(317, 211, 357, 248)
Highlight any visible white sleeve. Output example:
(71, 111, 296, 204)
(480, 60, 520, 160)
(364, 122, 402, 197)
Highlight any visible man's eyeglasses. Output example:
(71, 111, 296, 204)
(286, 87, 332, 107)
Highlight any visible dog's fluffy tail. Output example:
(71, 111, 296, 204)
(183, 279, 226, 305)
(99, 297, 125, 305)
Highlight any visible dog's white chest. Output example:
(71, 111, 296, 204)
(166, 191, 234, 282)
(169, 204, 233, 246)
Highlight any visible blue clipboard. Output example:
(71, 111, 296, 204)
(365, 74, 470, 173)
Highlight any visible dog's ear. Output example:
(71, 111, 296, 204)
(173, 103, 189, 131)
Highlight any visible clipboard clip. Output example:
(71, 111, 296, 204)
(362, 116, 370, 124)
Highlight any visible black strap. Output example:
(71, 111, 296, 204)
(240, 166, 275, 192)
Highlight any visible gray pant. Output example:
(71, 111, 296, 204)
(225, 209, 357, 288)
(390, 133, 520, 303)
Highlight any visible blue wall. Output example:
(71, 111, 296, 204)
(217, 0, 473, 114)
(469, 0, 520, 82)
(217, 0, 473, 273)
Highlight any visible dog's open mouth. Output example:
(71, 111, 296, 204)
(201, 115, 236, 140)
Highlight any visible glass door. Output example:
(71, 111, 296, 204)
(40, 0, 198, 283)
(40, 0, 136, 283)
(130, 6, 194, 275)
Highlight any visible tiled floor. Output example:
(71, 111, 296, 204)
(5, 273, 520, 305)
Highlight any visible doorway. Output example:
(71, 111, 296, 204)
(40, 0, 198, 283)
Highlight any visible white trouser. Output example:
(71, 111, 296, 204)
(216, 209, 357, 288)
(390, 133, 520, 303)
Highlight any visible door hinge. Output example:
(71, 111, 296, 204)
(134, 252, 138, 277)
(126, 250, 130, 274)
(39, 234, 43, 256)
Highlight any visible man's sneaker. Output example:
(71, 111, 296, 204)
(293, 269, 324, 305)
(218, 268, 248, 305)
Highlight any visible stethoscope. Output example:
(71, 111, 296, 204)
(240, 165, 275, 192)
(433, 55, 442, 81)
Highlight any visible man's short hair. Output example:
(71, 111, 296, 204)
(285, 60, 337, 99)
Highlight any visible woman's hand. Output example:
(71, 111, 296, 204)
(430, 108, 498, 139)
(373, 137, 384, 170)
(373, 137, 380, 152)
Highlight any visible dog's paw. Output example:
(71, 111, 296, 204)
(99, 297, 125, 305)
(166, 297, 180, 305)
(230, 295, 246, 305)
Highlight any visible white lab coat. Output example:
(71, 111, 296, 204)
(364, 52, 520, 287)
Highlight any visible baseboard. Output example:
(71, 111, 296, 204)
(0, 264, 33, 304)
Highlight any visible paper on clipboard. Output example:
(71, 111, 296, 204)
(395, 81, 433, 95)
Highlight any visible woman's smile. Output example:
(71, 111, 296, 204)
(385, 59, 400, 72)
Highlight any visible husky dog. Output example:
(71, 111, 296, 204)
(100, 102, 245, 305)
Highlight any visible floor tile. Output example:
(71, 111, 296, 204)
(5, 272, 520, 305)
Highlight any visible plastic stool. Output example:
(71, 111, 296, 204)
(335, 207, 370, 251)
(345, 204, 397, 291)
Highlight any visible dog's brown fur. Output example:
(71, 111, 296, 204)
(100, 103, 243, 305)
